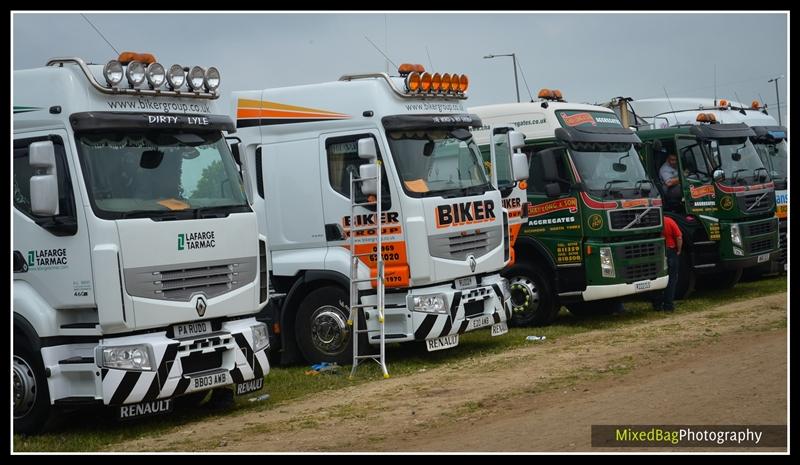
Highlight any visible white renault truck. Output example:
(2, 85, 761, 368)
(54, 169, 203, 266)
(13, 53, 270, 434)
(231, 64, 521, 365)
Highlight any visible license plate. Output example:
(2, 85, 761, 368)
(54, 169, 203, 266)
(455, 276, 477, 290)
(235, 377, 264, 396)
(426, 334, 459, 352)
(191, 371, 228, 391)
(468, 315, 492, 330)
(491, 322, 508, 336)
(173, 321, 213, 339)
(119, 399, 173, 420)
(634, 280, 651, 291)
(757, 253, 770, 263)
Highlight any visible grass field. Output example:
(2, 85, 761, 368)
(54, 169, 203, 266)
(13, 274, 787, 452)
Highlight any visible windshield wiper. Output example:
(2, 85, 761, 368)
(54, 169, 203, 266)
(730, 168, 748, 185)
(193, 205, 249, 219)
(120, 209, 191, 221)
(602, 180, 628, 199)
(752, 167, 769, 183)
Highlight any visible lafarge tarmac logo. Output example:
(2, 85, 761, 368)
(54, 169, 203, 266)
(178, 231, 216, 251)
(27, 248, 68, 270)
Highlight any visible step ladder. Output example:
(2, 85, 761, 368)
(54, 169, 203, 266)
(347, 160, 389, 379)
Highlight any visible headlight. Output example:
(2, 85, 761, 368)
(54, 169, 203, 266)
(730, 224, 742, 247)
(103, 60, 124, 87)
(600, 246, 615, 278)
(187, 66, 205, 90)
(146, 62, 166, 89)
(733, 247, 744, 256)
(99, 344, 154, 371)
(413, 294, 447, 314)
(125, 61, 146, 87)
(204, 66, 220, 91)
(251, 323, 269, 353)
(167, 64, 185, 90)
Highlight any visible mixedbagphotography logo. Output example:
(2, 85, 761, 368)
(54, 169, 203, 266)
(591, 425, 787, 448)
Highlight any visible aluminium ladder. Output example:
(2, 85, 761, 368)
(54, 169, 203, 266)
(347, 160, 389, 379)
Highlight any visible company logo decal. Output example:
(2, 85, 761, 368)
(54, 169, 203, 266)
(195, 296, 207, 317)
(719, 195, 734, 211)
(560, 112, 595, 127)
(178, 231, 216, 251)
(26, 248, 68, 270)
(588, 214, 604, 230)
(436, 200, 496, 228)
(528, 198, 579, 217)
(690, 184, 716, 199)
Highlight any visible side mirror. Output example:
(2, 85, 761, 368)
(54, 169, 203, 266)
(612, 162, 628, 172)
(359, 163, 378, 196)
(140, 150, 165, 169)
(545, 182, 561, 198)
(509, 131, 525, 151)
(731, 152, 742, 162)
(511, 152, 529, 182)
(712, 169, 725, 182)
(29, 141, 59, 216)
(652, 139, 663, 152)
(358, 138, 378, 161)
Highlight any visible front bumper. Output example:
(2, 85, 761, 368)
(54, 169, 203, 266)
(360, 273, 511, 344)
(582, 275, 669, 301)
(100, 318, 269, 406)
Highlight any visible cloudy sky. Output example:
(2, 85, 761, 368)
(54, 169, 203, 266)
(12, 12, 788, 122)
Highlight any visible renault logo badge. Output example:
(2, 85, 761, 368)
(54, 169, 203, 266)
(468, 255, 477, 273)
(195, 296, 207, 317)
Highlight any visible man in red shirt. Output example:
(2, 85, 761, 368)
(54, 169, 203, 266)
(654, 215, 683, 312)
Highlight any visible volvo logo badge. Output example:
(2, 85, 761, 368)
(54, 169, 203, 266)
(468, 255, 477, 273)
(195, 296, 207, 317)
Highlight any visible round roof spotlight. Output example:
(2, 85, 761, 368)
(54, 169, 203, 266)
(125, 61, 146, 87)
(145, 62, 166, 89)
(167, 64, 186, 90)
(204, 67, 220, 91)
(188, 66, 205, 91)
(103, 60, 124, 87)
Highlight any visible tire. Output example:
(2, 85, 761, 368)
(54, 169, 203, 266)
(698, 268, 743, 290)
(566, 298, 622, 317)
(13, 340, 52, 435)
(674, 253, 695, 300)
(173, 390, 209, 409)
(502, 263, 557, 327)
(295, 286, 357, 365)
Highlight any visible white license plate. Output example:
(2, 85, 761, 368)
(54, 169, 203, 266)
(426, 334, 459, 352)
(468, 315, 492, 330)
(757, 253, 770, 263)
(491, 322, 508, 336)
(634, 280, 651, 291)
(191, 371, 228, 391)
(235, 377, 263, 396)
(455, 276, 477, 290)
(173, 321, 213, 339)
(119, 399, 172, 420)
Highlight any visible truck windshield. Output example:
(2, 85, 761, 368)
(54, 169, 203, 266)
(753, 140, 787, 189)
(704, 138, 770, 187)
(75, 131, 248, 220)
(387, 129, 491, 198)
(568, 144, 650, 198)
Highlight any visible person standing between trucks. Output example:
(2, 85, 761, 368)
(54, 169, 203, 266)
(653, 215, 683, 312)
(659, 153, 681, 205)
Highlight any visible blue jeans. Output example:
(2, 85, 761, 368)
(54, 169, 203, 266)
(655, 248, 679, 310)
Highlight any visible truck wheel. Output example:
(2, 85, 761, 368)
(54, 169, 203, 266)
(503, 264, 557, 327)
(295, 286, 354, 365)
(13, 341, 52, 435)
(699, 268, 743, 290)
(674, 253, 695, 300)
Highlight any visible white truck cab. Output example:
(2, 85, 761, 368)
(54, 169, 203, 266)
(13, 53, 269, 434)
(231, 65, 517, 365)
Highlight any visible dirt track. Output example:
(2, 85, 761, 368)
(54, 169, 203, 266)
(112, 293, 787, 452)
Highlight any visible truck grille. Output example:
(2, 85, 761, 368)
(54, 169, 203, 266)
(746, 220, 776, 237)
(737, 191, 774, 214)
(621, 242, 661, 259)
(621, 263, 659, 282)
(428, 226, 502, 261)
(464, 300, 484, 318)
(748, 238, 773, 254)
(180, 350, 223, 375)
(124, 257, 258, 302)
(608, 208, 661, 230)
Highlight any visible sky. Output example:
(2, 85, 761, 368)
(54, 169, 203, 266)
(12, 12, 789, 123)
